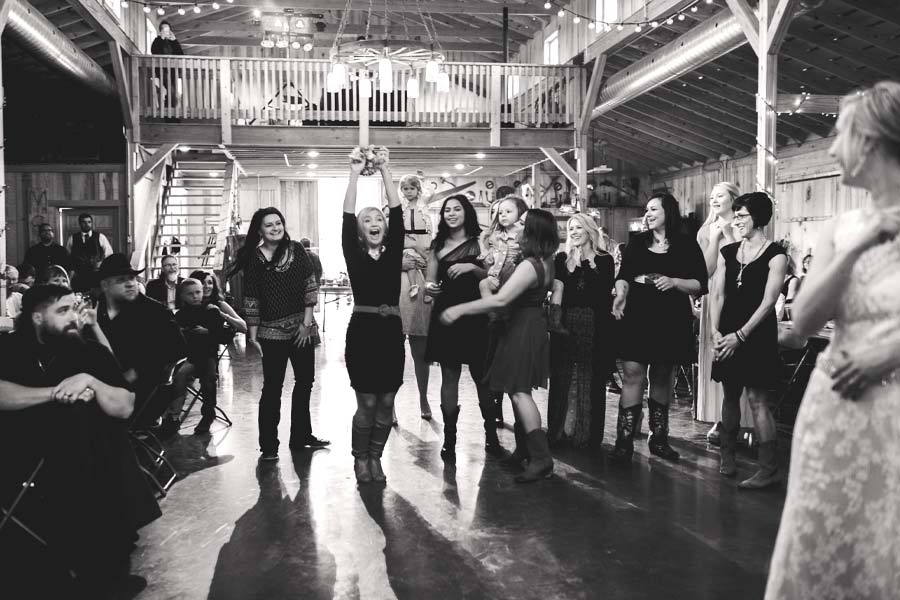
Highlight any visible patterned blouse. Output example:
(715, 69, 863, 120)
(244, 240, 319, 341)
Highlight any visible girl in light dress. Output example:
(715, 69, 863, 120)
(398, 174, 433, 304)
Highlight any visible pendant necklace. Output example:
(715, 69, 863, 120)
(737, 239, 767, 288)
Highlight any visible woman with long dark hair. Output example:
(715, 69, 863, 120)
(441, 209, 559, 483)
(342, 148, 404, 483)
(609, 193, 707, 464)
(227, 207, 328, 461)
(189, 269, 247, 334)
(424, 195, 503, 461)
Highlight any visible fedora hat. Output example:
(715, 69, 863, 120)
(98, 253, 142, 280)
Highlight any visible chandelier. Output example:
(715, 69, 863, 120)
(326, 0, 448, 97)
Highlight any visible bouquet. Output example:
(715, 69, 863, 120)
(348, 145, 389, 176)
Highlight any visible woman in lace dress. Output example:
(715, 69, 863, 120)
(765, 82, 900, 599)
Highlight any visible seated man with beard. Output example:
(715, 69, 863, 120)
(0, 285, 161, 598)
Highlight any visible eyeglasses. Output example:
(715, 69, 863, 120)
(733, 212, 752, 220)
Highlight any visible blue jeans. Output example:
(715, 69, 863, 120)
(258, 340, 315, 453)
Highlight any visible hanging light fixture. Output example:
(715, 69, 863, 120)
(326, 71, 341, 93)
(193, 4, 201, 13)
(119, 0, 128, 6)
(425, 56, 440, 83)
(359, 72, 372, 98)
(177, 7, 185, 15)
(407, 76, 419, 99)
(436, 70, 450, 93)
(332, 62, 347, 80)
(261, 38, 275, 49)
(291, 41, 301, 50)
(303, 42, 314, 52)
(142, 5, 150, 13)
(212, 2, 220, 9)
(276, 38, 289, 49)
(378, 55, 394, 93)
(156, 6, 165, 15)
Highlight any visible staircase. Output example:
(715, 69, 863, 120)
(151, 154, 234, 279)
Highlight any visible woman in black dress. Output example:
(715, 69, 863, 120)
(610, 193, 708, 463)
(342, 148, 404, 484)
(424, 195, 503, 461)
(441, 209, 559, 484)
(547, 213, 616, 447)
(710, 192, 787, 488)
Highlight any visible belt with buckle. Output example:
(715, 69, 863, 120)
(353, 304, 401, 317)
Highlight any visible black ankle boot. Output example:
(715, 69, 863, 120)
(502, 421, 529, 470)
(608, 404, 641, 464)
(440, 405, 460, 462)
(647, 398, 680, 461)
(479, 403, 505, 457)
(494, 394, 504, 425)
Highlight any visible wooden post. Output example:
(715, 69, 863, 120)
(490, 65, 501, 147)
(502, 7, 509, 63)
(220, 59, 232, 145)
(359, 77, 370, 147)
(576, 134, 588, 203)
(0, 3, 10, 322)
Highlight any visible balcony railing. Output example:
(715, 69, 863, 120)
(136, 56, 585, 130)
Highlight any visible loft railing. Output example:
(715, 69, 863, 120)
(135, 56, 585, 129)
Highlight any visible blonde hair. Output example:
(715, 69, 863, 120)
(840, 81, 900, 161)
(704, 182, 741, 225)
(565, 213, 604, 255)
(398, 174, 422, 198)
(356, 206, 388, 249)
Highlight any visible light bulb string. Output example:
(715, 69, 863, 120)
(545, 0, 706, 28)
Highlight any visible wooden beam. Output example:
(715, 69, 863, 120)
(160, 0, 545, 15)
(593, 126, 687, 169)
(108, 42, 133, 133)
(776, 93, 840, 114)
(767, 0, 800, 54)
(0, 0, 14, 32)
(540, 147, 578, 189)
(64, 0, 140, 56)
(177, 21, 523, 42)
(584, 0, 695, 63)
(219, 59, 232, 144)
(725, 0, 761, 56)
(844, 0, 900, 26)
(134, 143, 178, 181)
(613, 104, 742, 156)
(0, 40, 7, 320)
(798, 11, 900, 58)
(578, 54, 606, 136)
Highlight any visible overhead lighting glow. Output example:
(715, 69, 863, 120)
(441, 172, 450, 178)
(156, 7, 165, 15)
(212, 2, 220, 9)
(557, 9, 565, 18)
(307, 163, 318, 170)
(193, 4, 201, 13)
(303, 42, 313, 52)
(296, 18, 306, 28)
(543, 1, 551, 8)
(454, 163, 465, 170)
(209, 172, 219, 177)
(142, 5, 150, 13)
(119, 0, 128, 7)
(291, 41, 301, 49)
(406, 76, 419, 98)
(475, 152, 486, 159)
(178, 146, 191, 152)
(307, 150, 320, 158)
(573, 16, 580, 24)
(252, 8, 262, 18)
(177, 8, 186, 15)
(691, 5, 698, 12)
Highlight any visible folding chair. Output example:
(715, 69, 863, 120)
(0, 459, 48, 548)
(129, 361, 185, 497)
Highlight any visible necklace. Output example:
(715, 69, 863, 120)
(737, 239, 768, 288)
(367, 247, 383, 260)
(652, 236, 669, 250)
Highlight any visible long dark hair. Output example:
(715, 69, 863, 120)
(644, 192, 683, 248)
(431, 195, 481, 253)
(519, 208, 560, 260)
(227, 207, 291, 278)
(190, 269, 222, 304)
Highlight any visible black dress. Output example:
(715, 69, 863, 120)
(616, 232, 708, 364)
(424, 237, 488, 367)
(342, 205, 405, 393)
(712, 242, 785, 387)
(548, 252, 616, 445)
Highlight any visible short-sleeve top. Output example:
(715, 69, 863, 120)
(554, 251, 615, 312)
(342, 205, 404, 306)
(616, 232, 709, 293)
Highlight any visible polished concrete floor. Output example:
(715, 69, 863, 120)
(132, 303, 786, 600)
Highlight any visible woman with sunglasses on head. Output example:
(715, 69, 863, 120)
(709, 192, 786, 488)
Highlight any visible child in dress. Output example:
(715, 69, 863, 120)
(399, 174, 433, 303)
(479, 195, 529, 301)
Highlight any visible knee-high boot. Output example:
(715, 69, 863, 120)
(514, 429, 554, 483)
(608, 404, 642, 464)
(719, 426, 739, 477)
(440, 405, 460, 462)
(647, 398, 680, 461)
(478, 401, 505, 457)
(739, 440, 781, 489)
(367, 420, 392, 482)
(502, 420, 530, 469)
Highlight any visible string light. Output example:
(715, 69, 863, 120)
(156, 6, 164, 15)
(540, 0, 707, 31)
(193, 4, 200, 13)
(142, 5, 150, 13)
(212, 1, 219, 8)
(177, 7, 185, 15)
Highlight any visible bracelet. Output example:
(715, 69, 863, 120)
(735, 329, 746, 343)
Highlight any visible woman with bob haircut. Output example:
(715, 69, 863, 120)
(709, 191, 787, 488)
(342, 147, 405, 484)
(610, 192, 708, 464)
(441, 208, 559, 483)
(766, 82, 900, 599)
(424, 194, 503, 461)
(227, 206, 327, 462)
(547, 212, 616, 448)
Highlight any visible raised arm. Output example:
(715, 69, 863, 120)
(343, 168, 361, 214)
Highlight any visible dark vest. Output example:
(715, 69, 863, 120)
(71, 231, 103, 272)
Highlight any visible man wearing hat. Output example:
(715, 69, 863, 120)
(96, 254, 187, 432)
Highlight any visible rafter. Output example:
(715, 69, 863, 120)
(155, 0, 545, 15)
(593, 123, 692, 169)
(798, 10, 900, 57)
(595, 117, 707, 165)
(610, 105, 736, 157)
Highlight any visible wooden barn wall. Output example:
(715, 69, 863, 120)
(514, 0, 644, 64)
(4, 166, 127, 267)
(651, 137, 871, 265)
